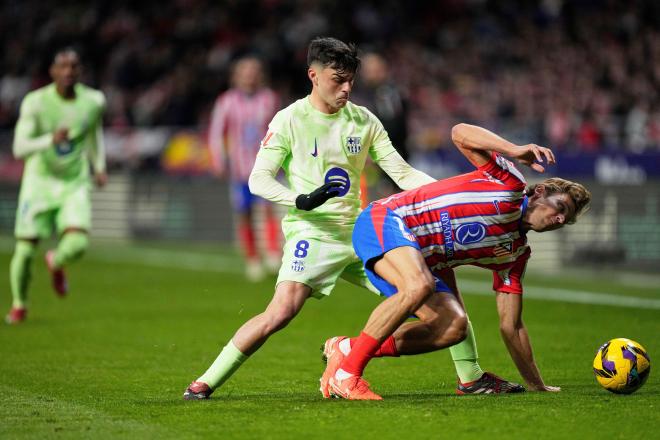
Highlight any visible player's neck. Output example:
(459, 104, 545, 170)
(309, 91, 340, 114)
(55, 84, 76, 100)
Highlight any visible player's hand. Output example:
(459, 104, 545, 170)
(52, 128, 69, 145)
(94, 172, 108, 188)
(529, 384, 561, 392)
(295, 182, 343, 211)
(511, 144, 555, 173)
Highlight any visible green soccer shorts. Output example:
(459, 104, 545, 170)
(277, 227, 380, 299)
(14, 182, 92, 239)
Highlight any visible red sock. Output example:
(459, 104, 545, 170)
(340, 332, 380, 377)
(238, 223, 257, 259)
(264, 215, 280, 254)
(349, 335, 399, 357)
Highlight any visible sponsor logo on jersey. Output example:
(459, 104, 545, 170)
(440, 211, 454, 258)
(394, 216, 417, 242)
(291, 260, 305, 272)
(346, 136, 361, 155)
(455, 222, 487, 245)
(324, 167, 350, 197)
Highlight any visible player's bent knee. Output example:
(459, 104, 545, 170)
(401, 278, 435, 310)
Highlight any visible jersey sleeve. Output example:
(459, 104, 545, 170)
(492, 248, 530, 294)
(368, 113, 435, 190)
(12, 93, 53, 159)
(478, 153, 527, 191)
(247, 111, 298, 207)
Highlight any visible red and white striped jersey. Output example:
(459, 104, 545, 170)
(208, 88, 279, 181)
(375, 153, 531, 294)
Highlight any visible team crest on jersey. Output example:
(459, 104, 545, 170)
(345, 136, 362, 154)
(291, 260, 305, 272)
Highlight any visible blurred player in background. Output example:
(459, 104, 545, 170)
(321, 123, 592, 399)
(5, 48, 106, 324)
(208, 56, 281, 281)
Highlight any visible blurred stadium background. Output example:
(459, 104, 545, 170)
(0, 0, 659, 272)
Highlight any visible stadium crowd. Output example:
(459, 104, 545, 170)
(1, 0, 659, 153)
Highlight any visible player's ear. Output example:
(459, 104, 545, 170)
(308, 66, 319, 86)
(534, 184, 546, 198)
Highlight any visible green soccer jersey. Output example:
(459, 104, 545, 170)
(14, 83, 106, 181)
(257, 96, 398, 233)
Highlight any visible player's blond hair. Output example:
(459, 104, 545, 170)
(525, 177, 591, 224)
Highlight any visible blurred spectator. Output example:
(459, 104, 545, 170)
(0, 0, 658, 154)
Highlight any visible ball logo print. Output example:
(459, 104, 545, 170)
(455, 222, 487, 245)
(324, 167, 350, 197)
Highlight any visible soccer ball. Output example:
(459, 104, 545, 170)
(593, 338, 651, 394)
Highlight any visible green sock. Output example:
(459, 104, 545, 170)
(54, 231, 89, 268)
(10, 240, 36, 309)
(449, 320, 484, 383)
(197, 340, 249, 389)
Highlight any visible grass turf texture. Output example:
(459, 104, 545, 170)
(1, 238, 658, 439)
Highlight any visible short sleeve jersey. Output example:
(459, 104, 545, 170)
(377, 153, 531, 294)
(257, 96, 398, 234)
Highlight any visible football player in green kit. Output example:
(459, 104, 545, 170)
(184, 38, 521, 399)
(5, 48, 106, 324)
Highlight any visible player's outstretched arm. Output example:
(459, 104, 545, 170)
(451, 123, 555, 172)
(495, 291, 561, 392)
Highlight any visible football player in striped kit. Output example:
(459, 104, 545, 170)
(208, 56, 281, 281)
(321, 123, 591, 400)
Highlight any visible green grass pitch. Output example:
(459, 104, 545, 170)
(0, 238, 658, 439)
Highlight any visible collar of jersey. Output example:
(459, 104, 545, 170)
(305, 95, 343, 119)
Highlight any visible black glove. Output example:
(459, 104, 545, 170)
(295, 181, 343, 211)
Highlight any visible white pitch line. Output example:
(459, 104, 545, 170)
(458, 280, 660, 310)
(86, 246, 660, 311)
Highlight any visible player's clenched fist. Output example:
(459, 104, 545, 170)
(295, 181, 343, 211)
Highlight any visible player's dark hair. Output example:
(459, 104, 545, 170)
(307, 37, 360, 75)
(52, 46, 81, 64)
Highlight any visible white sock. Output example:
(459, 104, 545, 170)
(339, 338, 352, 356)
(335, 368, 353, 381)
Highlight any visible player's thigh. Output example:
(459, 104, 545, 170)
(374, 246, 434, 290)
(265, 280, 312, 319)
(278, 234, 354, 299)
(14, 199, 56, 240)
(56, 185, 91, 234)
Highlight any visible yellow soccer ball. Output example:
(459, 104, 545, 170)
(593, 338, 651, 394)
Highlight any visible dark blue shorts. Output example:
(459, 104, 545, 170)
(231, 181, 259, 213)
(352, 204, 452, 297)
